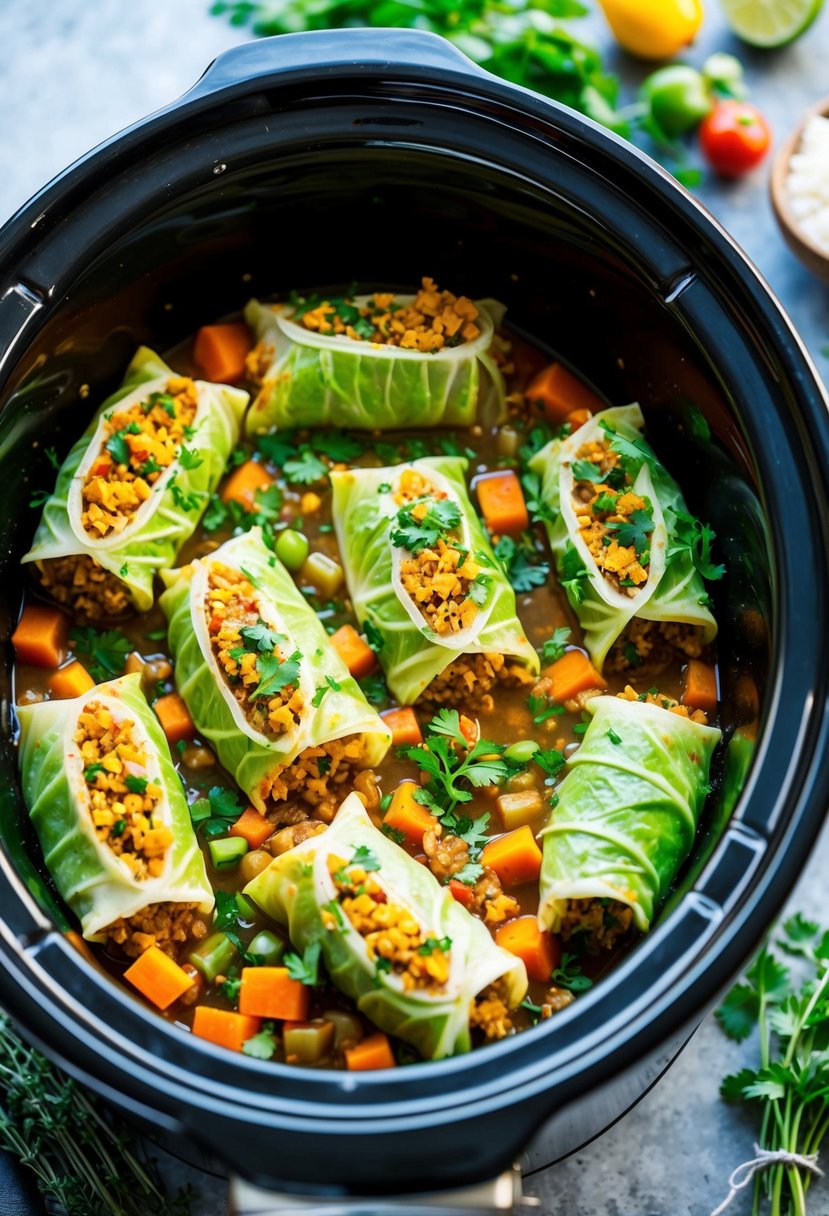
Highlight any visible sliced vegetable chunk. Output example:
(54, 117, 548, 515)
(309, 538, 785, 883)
(124, 945, 195, 1010)
(239, 966, 310, 1021)
(345, 1032, 396, 1071)
(192, 1005, 261, 1052)
(12, 604, 68, 668)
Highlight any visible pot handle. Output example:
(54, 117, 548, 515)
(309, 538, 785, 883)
(229, 1166, 535, 1215)
(185, 28, 488, 100)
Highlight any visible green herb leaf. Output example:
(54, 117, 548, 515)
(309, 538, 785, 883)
(390, 497, 462, 555)
(283, 941, 322, 986)
(208, 786, 245, 821)
(83, 763, 106, 782)
(551, 952, 592, 992)
(418, 936, 452, 956)
(178, 446, 204, 470)
(350, 844, 381, 872)
(242, 1024, 279, 1060)
(240, 621, 284, 653)
(124, 775, 149, 795)
(493, 533, 550, 593)
(540, 627, 571, 665)
(69, 626, 132, 682)
(284, 446, 328, 484)
(667, 508, 725, 581)
(572, 459, 604, 483)
(606, 507, 653, 558)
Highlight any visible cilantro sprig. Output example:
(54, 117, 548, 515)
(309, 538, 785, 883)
(716, 914, 829, 1216)
(390, 497, 462, 555)
(68, 626, 132, 683)
(493, 533, 550, 593)
(667, 508, 725, 582)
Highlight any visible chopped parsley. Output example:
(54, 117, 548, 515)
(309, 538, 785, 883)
(540, 627, 571, 665)
(417, 936, 452, 956)
(283, 446, 328, 485)
(283, 941, 321, 986)
(390, 497, 461, 555)
(606, 505, 653, 559)
(667, 508, 725, 581)
(350, 845, 381, 872)
(68, 626, 132, 683)
(83, 763, 106, 782)
(468, 573, 492, 606)
(251, 649, 302, 700)
(606, 728, 622, 745)
(239, 621, 284, 653)
(178, 446, 204, 471)
(572, 459, 604, 483)
(493, 533, 549, 593)
(124, 775, 149, 795)
(242, 1022, 278, 1060)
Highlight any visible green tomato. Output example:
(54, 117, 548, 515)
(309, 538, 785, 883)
(641, 65, 713, 138)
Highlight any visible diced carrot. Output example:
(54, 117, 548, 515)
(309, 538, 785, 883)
(12, 604, 68, 668)
(481, 826, 543, 889)
(682, 659, 718, 715)
(48, 661, 95, 700)
(383, 780, 435, 848)
(475, 470, 528, 536)
(124, 945, 195, 1010)
(380, 707, 422, 748)
(221, 460, 273, 512)
(544, 649, 605, 704)
(495, 915, 560, 983)
(230, 807, 274, 851)
(525, 362, 605, 424)
(124, 652, 145, 676)
(192, 1005, 261, 1052)
(193, 321, 253, 385)
(239, 966, 310, 1021)
(155, 692, 195, 745)
(734, 672, 759, 723)
(345, 1032, 396, 1071)
(565, 408, 593, 431)
(448, 878, 475, 908)
(330, 624, 377, 680)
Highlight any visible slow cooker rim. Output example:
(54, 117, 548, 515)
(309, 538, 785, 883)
(0, 27, 827, 1161)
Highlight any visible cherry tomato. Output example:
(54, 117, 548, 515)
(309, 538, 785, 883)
(699, 100, 771, 178)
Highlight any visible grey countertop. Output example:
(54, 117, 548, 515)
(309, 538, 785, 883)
(1, 1, 828, 1213)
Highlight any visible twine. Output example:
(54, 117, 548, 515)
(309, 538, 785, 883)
(710, 1144, 823, 1216)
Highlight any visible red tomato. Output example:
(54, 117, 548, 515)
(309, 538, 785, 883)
(699, 101, 771, 178)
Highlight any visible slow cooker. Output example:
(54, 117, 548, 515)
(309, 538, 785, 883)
(0, 28, 827, 1214)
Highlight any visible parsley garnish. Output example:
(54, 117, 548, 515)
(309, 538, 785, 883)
(454, 861, 484, 886)
(667, 508, 725, 581)
(111, 819, 126, 838)
(124, 775, 149, 795)
(240, 621, 284, 653)
(350, 845, 381, 872)
(168, 476, 204, 512)
(606, 728, 622, 745)
(390, 497, 462, 555)
(284, 446, 328, 485)
(242, 1022, 278, 1060)
(551, 952, 593, 992)
(44, 446, 60, 471)
(469, 573, 492, 606)
(600, 422, 656, 477)
(606, 506, 653, 559)
(178, 446, 204, 471)
(540, 627, 571, 665)
(572, 459, 604, 483)
(251, 649, 301, 699)
(283, 941, 322, 986)
(28, 490, 50, 509)
(363, 618, 384, 653)
(402, 710, 509, 831)
(559, 544, 590, 603)
(527, 694, 564, 725)
(418, 936, 452, 956)
(69, 626, 132, 682)
(83, 763, 105, 782)
(313, 430, 362, 462)
(493, 534, 549, 593)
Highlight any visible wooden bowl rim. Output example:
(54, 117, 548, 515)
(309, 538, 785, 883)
(770, 93, 829, 269)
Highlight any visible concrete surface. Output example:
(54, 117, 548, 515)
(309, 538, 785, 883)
(0, 1, 828, 1213)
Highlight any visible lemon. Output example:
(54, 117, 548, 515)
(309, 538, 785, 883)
(720, 0, 824, 47)
(598, 0, 705, 59)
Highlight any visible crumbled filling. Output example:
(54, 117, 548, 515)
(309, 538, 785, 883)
(470, 979, 514, 1040)
(324, 855, 451, 992)
(81, 377, 198, 538)
(560, 897, 634, 953)
(421, 652, 534, 714)
(205, 562, 304, 740)
(393, 470, 483, 637)
(540, 986, 575, 1017)
(103, 901, 199, 960)
(36, 555, 131, 624)
(470, 867, 521, 928)
(296, 277, 481, 353)
(570, 438, 652, 596)
(617, 683, 709, 726)
(77, 702, 172, 880)
(422, 827, 469, 884)
(265, 736, 374, 824)
(605, 618, 706, 675)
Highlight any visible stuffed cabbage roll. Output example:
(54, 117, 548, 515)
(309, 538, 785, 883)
(330, 457, 539, 707)
(538, 689, 721, 944)
(23, 346, 248, 621)
(245, 792, 527, 1059)
(17, 673, 213, 957)
(244, 278, 506, 433)
(528, 405, 718, 673)
(160, 529, 391, 822)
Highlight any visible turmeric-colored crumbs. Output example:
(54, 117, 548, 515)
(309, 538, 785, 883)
(205, 563, 304, 740)
(605, 618, 706, 675)
(296, 277, 481, 353)
(470, 979, 514, 1040)
(422, 652, 534, 715)
(77, 703, 171, 880)
(103, 901, 200, 960)
(36, 554, 131, 624)
(81, 377, 198, 538)
(393, 469, 484, 636)
(570, 438, 653, 596)
(324, 854, 451, 991)
(560, 897, 634, 953)
(265, 736, 373, 824)
(617, 683, 709, 726)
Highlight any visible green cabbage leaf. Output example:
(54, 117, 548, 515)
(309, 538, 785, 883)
(245, 792, 527, 1059)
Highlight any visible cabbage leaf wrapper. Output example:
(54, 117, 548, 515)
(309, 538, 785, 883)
(160, 529, 391, 812)
(245, 792, 528, 1059)
(330, 456, 539, 705)
(244, 296, 506, 433)
(538, 696, 721, 934)
(23, 346, 248, 613)
(17, 674, 213, 941)
(528, 405, 718, 671)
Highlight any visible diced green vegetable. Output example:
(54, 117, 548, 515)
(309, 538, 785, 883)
(248, 930, 285, 965)
(188, 931, 237, 982)
(503, 739, 540, 764)
(301, 551, 344, 597)
(189, 797, 212, 823)
(283, 1019, 335, 1065)
(275, 528, 310, 572)
(208, 837, 248, 870)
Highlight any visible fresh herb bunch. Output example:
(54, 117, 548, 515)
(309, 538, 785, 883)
(210, 0, 627, 134)
(0, 1014, 191, 1215)
(717, 913, 829, 1216)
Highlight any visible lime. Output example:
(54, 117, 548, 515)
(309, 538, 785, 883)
(720, 0, 825, 47)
